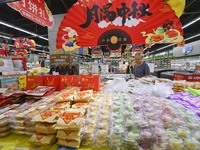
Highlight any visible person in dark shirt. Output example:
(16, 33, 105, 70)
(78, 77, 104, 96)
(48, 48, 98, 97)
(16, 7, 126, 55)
(133, 53, 150, 78)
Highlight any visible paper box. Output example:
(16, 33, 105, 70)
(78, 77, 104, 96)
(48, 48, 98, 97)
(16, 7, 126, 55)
(26, 76, 43, 90)
(60, 75, 79, 90)
(80, 74, 100, 91)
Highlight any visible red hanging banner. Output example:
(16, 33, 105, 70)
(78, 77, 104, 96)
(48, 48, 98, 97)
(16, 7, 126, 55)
(56, 0, 185, 51)
(7, 0, 54, 27)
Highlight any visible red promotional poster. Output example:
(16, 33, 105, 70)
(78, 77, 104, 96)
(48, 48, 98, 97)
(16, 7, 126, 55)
(7, 0, 54, 27)
(57, 0, 185, 51)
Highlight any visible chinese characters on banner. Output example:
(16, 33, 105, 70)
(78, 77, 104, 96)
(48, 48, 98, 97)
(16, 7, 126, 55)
(56, 0, 185, 51)
(7, 0, 54, 27)
(80, 2, 152, 28)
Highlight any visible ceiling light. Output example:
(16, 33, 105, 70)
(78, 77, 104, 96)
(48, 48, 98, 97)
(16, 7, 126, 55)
(183, 17, 200, 29)
(185, 33, 200, 41)
(0, 21, 48, 41)
(38, 36, 49, 41)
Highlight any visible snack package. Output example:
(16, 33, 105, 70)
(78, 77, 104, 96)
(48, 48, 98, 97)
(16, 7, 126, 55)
(25, 86, 55, 96)
(56, 109, 85, 130)
(0, 126, 10, 132)
(57, 139, 81, 148)
(74, 90, 93, 102)
(56, 91, 77, 102)
(53, 102, 71, 110)
(32, 109, 60, 123)
(35, 123, 57, 134)
(57, 129, 82, 140)
(29, 133, 56, 146)
(71, 102, 90, 110)
(0, 117, 9, 127)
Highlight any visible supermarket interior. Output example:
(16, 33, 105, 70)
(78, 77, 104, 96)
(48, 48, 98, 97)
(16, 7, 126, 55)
(0, 0, 200, 150)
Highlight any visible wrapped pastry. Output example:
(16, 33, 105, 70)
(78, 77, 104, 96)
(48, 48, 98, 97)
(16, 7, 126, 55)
(32, 109, 60, 123)
(35, 123, 57, 134)
(57, 129, 81, 140)
(29, 133, 57, 146)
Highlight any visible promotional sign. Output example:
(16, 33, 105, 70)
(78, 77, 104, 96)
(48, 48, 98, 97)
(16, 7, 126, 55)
(7, 0, 54, 27)
(57, 0, 185, 51)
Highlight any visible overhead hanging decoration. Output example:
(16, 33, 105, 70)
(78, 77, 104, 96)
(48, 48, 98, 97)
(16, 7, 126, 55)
(7, 0, 54, 28)
(14, 38, 36, 50)
(56, 0, 185, 51)
(14, 38, 36, 57)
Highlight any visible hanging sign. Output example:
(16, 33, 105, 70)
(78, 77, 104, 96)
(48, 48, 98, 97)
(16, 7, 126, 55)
(7, 0, 54, 27)
(57, 0, 185, 51)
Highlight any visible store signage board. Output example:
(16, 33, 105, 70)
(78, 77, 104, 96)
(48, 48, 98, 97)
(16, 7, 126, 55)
(7, 0, 54, 27)
(182, 46, 193, 55)
(56, 0, 185, 51)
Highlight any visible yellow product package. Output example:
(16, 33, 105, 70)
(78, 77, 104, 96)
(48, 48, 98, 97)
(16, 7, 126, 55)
(0, 125, 10, 132)
(57, 129, 81, 140)
(35, 123, 57, 134)
(29, 133, 57, 146)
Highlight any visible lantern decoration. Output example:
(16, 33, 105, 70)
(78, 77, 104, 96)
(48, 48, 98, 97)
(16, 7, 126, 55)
(56, 0, 185, 51)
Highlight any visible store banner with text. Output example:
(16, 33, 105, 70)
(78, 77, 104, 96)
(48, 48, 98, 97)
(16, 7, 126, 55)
(57, 0, 185, 51)
(7, 0, 54, 27)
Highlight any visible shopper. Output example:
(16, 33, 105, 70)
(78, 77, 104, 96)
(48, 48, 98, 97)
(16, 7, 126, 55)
(133, 53, 150, 78)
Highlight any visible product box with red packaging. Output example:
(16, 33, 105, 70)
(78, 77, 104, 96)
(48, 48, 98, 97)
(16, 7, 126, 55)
(60, 75, 79, 90)
(43, 75, 60, 91)
(26, 76, 44, 90)
(80, 74, 100, 91)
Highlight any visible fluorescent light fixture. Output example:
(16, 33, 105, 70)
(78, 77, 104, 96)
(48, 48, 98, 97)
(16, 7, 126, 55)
(0, 21, 15, 28)
(185, 33, 200, 41)
(183, 17, 200, 29)
(38, 36, 49, 41)
(0, 21, 48, 41)
(36, 44, 43, 47)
